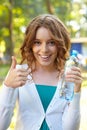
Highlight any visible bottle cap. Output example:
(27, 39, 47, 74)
(71, 50, 78, 57)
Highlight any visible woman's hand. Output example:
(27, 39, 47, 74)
(4, 56, 29, 88)
(65, 66, 83, 93)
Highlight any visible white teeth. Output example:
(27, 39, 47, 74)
(41, 56, 49, 58)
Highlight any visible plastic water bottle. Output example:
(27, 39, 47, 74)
(59, 50, 79, 101)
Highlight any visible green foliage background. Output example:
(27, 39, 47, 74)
(0, 0, 87, 59)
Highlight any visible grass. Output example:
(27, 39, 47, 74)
(0, 64, 10, 86)
(0, 64, 10, 77)
(0, 63, 87, 130)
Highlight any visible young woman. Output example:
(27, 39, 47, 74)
(0, 14, 82, 130)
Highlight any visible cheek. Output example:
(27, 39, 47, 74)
(32, 46, 37, 53)
(52, 47, 57, 55)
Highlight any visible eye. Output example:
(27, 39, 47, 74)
(34, 40, 41, 46)
(48, 40, 56, 46)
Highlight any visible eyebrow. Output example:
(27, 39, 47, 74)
(34, 38, 55, 41)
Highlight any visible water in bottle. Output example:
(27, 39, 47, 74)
(59, 50, 79, 101)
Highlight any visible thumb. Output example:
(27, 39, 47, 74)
(10, 56, 17, 70)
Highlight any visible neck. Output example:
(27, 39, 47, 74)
(32, 63, 60, 86)
(35, 62, 57, 73)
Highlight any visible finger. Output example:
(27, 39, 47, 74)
(16, 70, 29, 77)
(10, 56, 17, 70)
(16, 75, 28, 81)
(67, 71, 81, 78)
(71, 66, 81, 72)
(66, 75, 82, 84)
(16, 79, 27, 86)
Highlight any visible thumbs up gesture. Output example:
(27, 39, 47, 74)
(4, 56, 29, 88)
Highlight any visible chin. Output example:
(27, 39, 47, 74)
(40, 62, 52, 66)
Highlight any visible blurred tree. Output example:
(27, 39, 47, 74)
(0, 0, 14, 61)
(45, 0, 54, 14)
(0, 0, 87, 60)
(8, 0, 14, 56)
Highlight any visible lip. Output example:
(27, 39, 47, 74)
(39, 55, 51, 61)
(41, 55, 49, 58)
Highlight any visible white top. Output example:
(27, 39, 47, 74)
(0, 64, 81, 130)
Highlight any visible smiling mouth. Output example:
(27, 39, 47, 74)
(40, 55, 51, 60)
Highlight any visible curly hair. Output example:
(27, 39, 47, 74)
(20, 14, 71, 71)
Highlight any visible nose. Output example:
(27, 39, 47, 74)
(41, 42, 48, 52)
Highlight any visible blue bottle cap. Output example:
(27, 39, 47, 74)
(71, 50, 78, 57)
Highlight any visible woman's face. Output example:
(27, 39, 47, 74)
(32, 27, 57, 68)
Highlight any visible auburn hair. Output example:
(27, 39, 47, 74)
(20, 14, 71, 71)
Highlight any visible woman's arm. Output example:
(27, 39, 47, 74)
(0, 57, 29, 130)
(62, 92, 81, 130)
(0, 84, 18, 130)
(62, 66, 82, 130)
